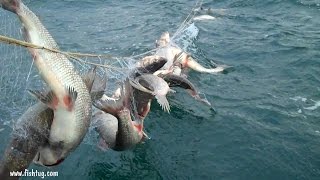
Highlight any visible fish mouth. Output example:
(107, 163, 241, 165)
(34, 151, 41, 162)
(34, 152, 65, 167)
(129, 77, 154, 95)
(44, 158, 65, 167)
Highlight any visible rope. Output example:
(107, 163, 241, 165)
(0, 34, 128, 70)
(0, 0, 202, 68)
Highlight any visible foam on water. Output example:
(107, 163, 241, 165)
(173, 23, 199, 51)
(1, 0, 319, 179)
(304, 100, 320, 111)
(290, 96, 307, 102)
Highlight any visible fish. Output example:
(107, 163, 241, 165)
(93, 56, 169, 150)
(0, 0, 92, 166)
(160, 74, 213, 107)
(94, 79, 144, 151)
(0, 67, 104, 176)
(101, 54, 168, 119)
(129, 74, 174, 113)
(194, 6, 227, 16)
(154, 32, 229, 75)
(33, 67, 105, 166)
(92, 109, 118, 150)
(104, 55, 167, 103)
(114, 108, 143, 151)
(130, 57, 175, 115)
(0, 103, 53, 179)
(193, 15, 216, 21)
(135, 55, 168, 74)
(131, 87, 154, 120)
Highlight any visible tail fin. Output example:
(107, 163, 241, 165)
(0, 0, 20, 13)
(187, 56, 228, 74)
(82, 66, 97, 92)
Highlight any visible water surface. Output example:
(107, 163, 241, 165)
(0, 0, 320, 179)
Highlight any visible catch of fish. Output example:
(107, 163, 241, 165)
(0, 0, 230, 178)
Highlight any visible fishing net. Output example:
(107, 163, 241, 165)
(0, 0, 203, 144)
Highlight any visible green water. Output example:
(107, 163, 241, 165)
(0, 0, 320, 179)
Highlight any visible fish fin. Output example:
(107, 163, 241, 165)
(60, 86, 78, 110)
(208, 65, 227, 74)
(155, 95, 170, 113)
(82, 66, 97, 91)
(95, 75, 107, 92)
(173, 51, 184, 63)
(187, 90, 212, 107)
(28, 89, 56, 109)
(92, 75, 107, 98)
(185, 56, 224, 74)
(91, 91, 105, 101)
(143, 131, 151, 140)
(193, 95, 212, 107)
(93, 97, 122, 116)
(66, 86, 78, 103)
(169, 89, 176, 94)
(97, 138, 109, 152)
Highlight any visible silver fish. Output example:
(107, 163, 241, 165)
(161, 74, 213, 107)
(92, 109, 118, 150)
(114, 108, 142, 151)
(33, 67, 105, 166)
(0, 0, 92, 166)
(93, 56, 168, 151)
(155, 32, 229, 75)
(135, 55, 167, 74)
(130, 74, 174, 113)
(0, 103, 52, 179)
(94, 79, 144, 151)
(0, 68, 104, 175)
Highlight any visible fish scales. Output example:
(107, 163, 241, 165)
(18, 2, 91, 143)
(0, 0, 92, 165)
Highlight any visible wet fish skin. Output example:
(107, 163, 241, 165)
(135, 55, 167, 74)
(94, 80, 144, 151)
(0, 103, 53, 180)
(92, 109, 118, 150)
(131, 74, 172, 112)
(0, 67, 103, 177)
(113, 108, 142, 151)
(155, 31, 228, 75)
(0, 0, 92, 166)
(161, 74, 212, 107)
(132, 88, 154, 120)
(33, 67, 105, 166)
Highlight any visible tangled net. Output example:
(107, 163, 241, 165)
(0, 0, 203, 141)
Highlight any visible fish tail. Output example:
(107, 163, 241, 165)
(0, 0, 20, 13)
(187, 90, 212, 107)
(187, 57, 225, 74)
(194, 94, 212, 107)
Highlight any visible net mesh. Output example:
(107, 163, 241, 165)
(0, 0, 202, 143)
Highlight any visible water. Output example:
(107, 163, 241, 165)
(0, 0, 320, 179)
